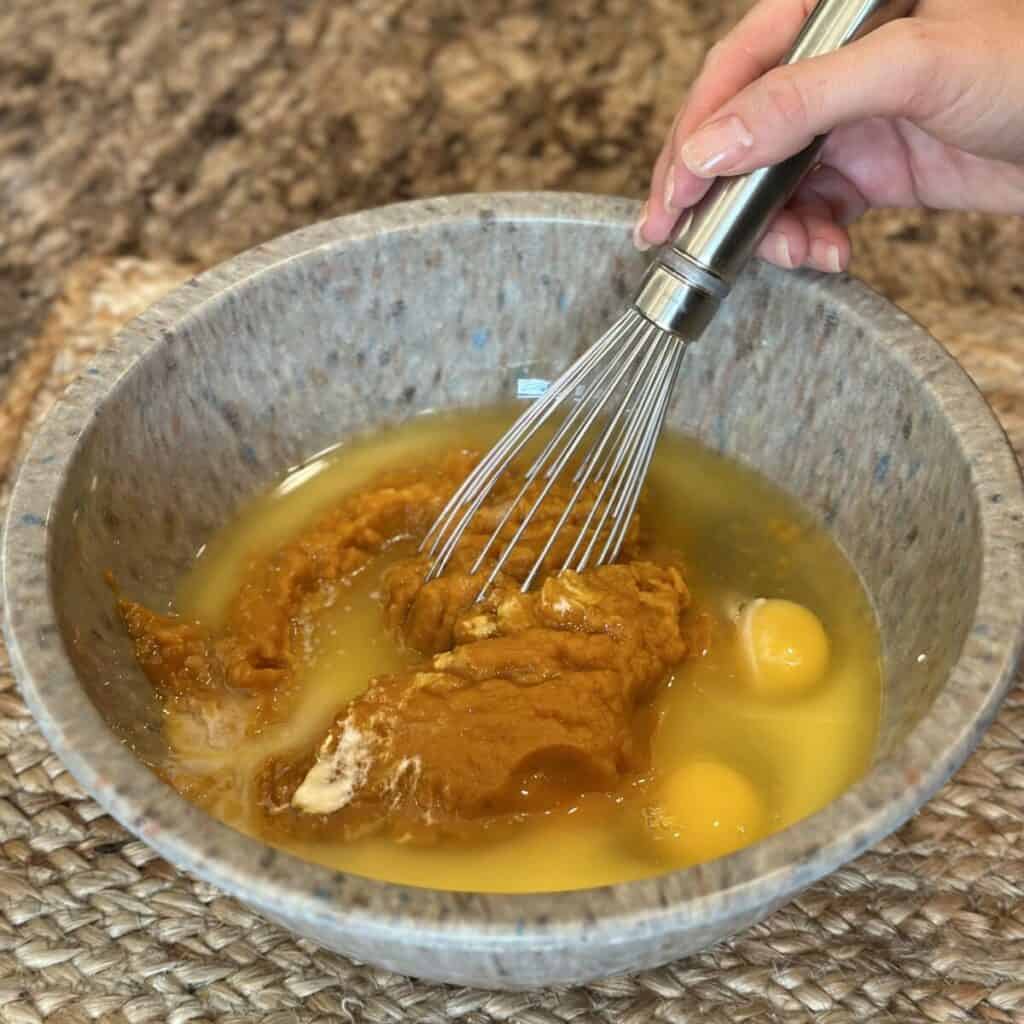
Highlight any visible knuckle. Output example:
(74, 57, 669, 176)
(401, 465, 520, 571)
(881, 20, 945, 116)
(889, 18, 941, 62)
(705, 38, 729, 65)
(758, 67, 812, 128)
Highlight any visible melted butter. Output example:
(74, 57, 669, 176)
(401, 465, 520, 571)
(171, 407, 881, 892)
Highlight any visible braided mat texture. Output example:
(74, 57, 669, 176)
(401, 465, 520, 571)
(0, 253, 1023, 1023)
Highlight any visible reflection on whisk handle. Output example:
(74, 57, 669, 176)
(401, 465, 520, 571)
(633, 0, 917, 338)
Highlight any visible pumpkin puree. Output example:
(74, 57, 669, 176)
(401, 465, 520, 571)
(118, 450, 700, 844)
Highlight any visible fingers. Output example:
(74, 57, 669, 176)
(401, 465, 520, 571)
(641, 162, 859, 272)
(801, 214, 851, 273)
(675, 19, 940, 180)
(756, 213, 852, 273)
(682, 0, 816, 135)
(663, 0, 818, 212)
(636, 140, 685, 251)
(639, 0, 908, 264)
(755, 164, 861, 272)
(797, 164, 869, 226)
(757, 210, 806, 269)
(755, 204, 852, 273)
(638, 0, 816, 247)
(645, 156, 863, 271)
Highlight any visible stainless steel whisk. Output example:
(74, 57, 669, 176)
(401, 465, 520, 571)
(423, 0, 916, 599)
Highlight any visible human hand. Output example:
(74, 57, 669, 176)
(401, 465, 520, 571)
(635, 0, 1024, 273)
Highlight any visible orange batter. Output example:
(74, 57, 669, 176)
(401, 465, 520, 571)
(118, 450, 702, 845)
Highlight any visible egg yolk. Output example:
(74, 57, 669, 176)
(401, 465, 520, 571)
(739, 598, 829, 697)
(645, 759, 767, 864)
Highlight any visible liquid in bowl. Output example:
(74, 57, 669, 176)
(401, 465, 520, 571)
(118, 407, 881, 893)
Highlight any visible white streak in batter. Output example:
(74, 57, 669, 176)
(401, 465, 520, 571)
(292, 720, 374, 815)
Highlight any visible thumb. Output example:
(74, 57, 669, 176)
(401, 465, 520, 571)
(675, 19, 948, 178)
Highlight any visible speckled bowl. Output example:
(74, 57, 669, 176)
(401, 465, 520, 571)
(4, 194, 1024, 989)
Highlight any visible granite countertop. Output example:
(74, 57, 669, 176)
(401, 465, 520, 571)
(3, 4, 1024, 1019)
(4, 0, 1024, 390)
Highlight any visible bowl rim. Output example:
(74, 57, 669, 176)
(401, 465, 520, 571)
(4, 191, 1024, 949)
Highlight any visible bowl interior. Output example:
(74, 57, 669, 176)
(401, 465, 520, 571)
(50, 207, 979, 773)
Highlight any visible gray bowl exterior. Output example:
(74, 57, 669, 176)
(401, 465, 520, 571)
(4, 194, 1024, 989)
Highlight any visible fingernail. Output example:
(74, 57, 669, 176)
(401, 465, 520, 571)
(633, 201, 651, 251)
(663, 165, 676, 212)
(681, 115, 754, 176)
(812, 239, 842, 273)
(764, 231, 793, 269)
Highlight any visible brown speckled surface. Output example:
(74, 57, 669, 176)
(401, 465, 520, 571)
(4, 0, 1024, 385)
(3, 1, 1024, 1017)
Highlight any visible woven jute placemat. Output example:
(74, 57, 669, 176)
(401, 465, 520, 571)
(1, 252, 1023, 1023)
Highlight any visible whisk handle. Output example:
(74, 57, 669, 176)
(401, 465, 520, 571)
(634, 0, 916, 336)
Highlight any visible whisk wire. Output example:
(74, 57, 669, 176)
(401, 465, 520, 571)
(423, 313, 629, 561)
(460, 316, 645, 582)
(517, 321, 665, 592)
(571, 334, 682, 573)
(600, 338, 685, 565)
(422, 307, 687, 599)
(573, 321, 660, 483)
(472, 318, 656, 593)
(526, 315, 645, 481)
(422, 311, 633, 577)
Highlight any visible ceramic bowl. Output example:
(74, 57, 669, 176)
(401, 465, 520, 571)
(5, 194, 1024, 989)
